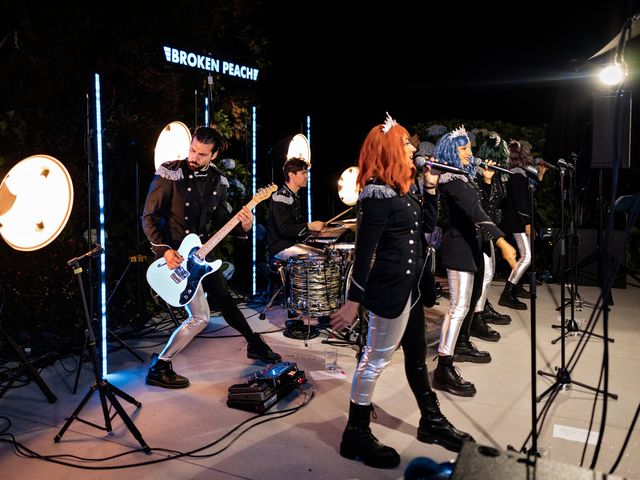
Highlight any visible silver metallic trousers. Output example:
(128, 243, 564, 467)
(475, 242, 495, 313)
(158, 284, 210, 361)
(508, 232, 532, 285)
(438, 270, 475, 356)
(351, 296, 412, 405)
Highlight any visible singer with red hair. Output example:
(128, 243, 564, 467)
(330, 114, 473, 470)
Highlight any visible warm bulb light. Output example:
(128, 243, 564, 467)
(599, 64, 626, 86)
(338, 166, 360, 206)
(154, 121, 192, 170)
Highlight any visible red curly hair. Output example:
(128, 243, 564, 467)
(356, 123, 415, 195)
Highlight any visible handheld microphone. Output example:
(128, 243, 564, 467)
(534, 158, 561, 171)
(474, 158, 513, 175)
(557, 158, 575, 170)
(414, 154, 468, 176)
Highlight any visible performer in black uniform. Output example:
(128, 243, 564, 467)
(330, 114, 473, 470)
(498, 140, 546, 310)
(266, 157, 325, 260)
(472, 133, 512, 327)
(431, 126, 517, 398)
(141, 127, 281, 389)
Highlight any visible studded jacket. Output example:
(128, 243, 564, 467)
(141, 159, 242, 259)
(438, 173, 505, 272)
(346, 180, 437, 318)
(266, 184, 309, 256)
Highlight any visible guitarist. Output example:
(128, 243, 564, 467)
(141, 126, 281, 389)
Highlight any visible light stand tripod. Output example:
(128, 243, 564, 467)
(538, 166, 617, 403)
(55, 248, 149, 452)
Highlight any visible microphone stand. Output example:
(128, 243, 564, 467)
(55, 250, 150, 452)
(537, 168, 616, 404)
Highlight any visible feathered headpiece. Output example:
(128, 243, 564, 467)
(381, 112, 398, 134)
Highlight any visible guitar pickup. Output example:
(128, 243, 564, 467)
(169, 266, 190, 284)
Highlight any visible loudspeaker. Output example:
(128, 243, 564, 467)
(448, 442, 622, 480)
(551, 228, 626, 288)
(591, 90, 632, 169)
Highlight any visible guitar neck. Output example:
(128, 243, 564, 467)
(196, 199, 258, 259)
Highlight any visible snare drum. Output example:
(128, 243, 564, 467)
(286, 254, 342, 316)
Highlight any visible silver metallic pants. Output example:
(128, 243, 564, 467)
(158, 284, 210, 361)
(508, 232, 532, 285)
(351, 296, 412, 405)
(475, 242, 495, 313)
(438, 270, 474, 356)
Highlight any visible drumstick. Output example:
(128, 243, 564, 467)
(325, 206, 353, 225)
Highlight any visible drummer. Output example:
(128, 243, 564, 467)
(266, 157, 326, 261)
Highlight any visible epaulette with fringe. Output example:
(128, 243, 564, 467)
(359, 183, 397, 200)
(155, 160, 184, 181)
(439, 172, 469, 184)
(272, 191, 293, 204)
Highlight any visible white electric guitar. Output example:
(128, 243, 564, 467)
(147, 184, 277, 307)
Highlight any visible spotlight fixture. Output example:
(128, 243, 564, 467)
(599, 63, 626, 86)
(337, 166, 359, 206)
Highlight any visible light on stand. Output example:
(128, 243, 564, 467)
(337, 166, 359, 207)
(0, 155, 74, 251)
(154, 121, 192, 170)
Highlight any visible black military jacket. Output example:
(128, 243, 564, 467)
(439, 172, 504, 272)
(501, 168, 531, 234)
(346, 181, 437, 318)
(141, 159, 240, 258)
(266, 184, 309, 257)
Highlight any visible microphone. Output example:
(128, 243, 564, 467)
(534, 158, 561, 171)
(414, 154, 468, 175)
(67, 244, 103, 266)
(474, 158, 513, 175)
(557, 158, 575, 170)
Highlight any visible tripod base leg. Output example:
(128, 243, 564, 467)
(55, 380, 149, 453)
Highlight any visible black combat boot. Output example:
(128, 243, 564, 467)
(515, 280, 530, 299)
(432, 355, 477, 397)
(416, 390, 476, 452)
(498, 281, 527, 310)
(340, 402, 401, 469)
(453, 335, 492, 363)
(146, 353, 190, 389)
(483, 300, 512, 325)
(247, 333, 282, 363)
(469, 312, 501, 342)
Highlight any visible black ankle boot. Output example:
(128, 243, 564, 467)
(340, 402, 401, 469)
(432, 355, 476, 397)
(247, 333, 282, 363)
(453, 336, 491, 363)
(469, 312, 501, 342)
(416, 390, 475, 452)
(498, 281, 527, 310)
(146, 353, 190, 389)
(483, 300, 512, 325)
(515, 280, 530, 299)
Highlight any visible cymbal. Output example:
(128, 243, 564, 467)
(0, 155, 74, 251)
(154, 121, 191, 170)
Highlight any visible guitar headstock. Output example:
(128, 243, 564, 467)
(253, 184, 278, 204)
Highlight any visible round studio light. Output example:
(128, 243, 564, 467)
(286, 133, 311, 165)
(154, 121, 192, 170)
(0, 155, 74, 251)
(599, 64, 626, 86)
(338, 166, 359, 206)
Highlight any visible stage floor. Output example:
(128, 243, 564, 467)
(0, 280, 638, 479)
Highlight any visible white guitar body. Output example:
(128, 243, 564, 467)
(146, 233, 222, 307)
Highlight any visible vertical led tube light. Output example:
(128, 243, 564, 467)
(204, 97, 209, 127)
(306, 115, 311, 222)
(252, 106, 257, 296)
(94, 73, 108, 378)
